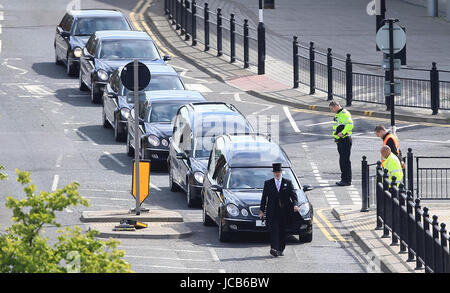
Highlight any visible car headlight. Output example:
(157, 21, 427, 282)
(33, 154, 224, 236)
(148, 135, 160, 147)
(241, 208, 248, 217)
(298, 203, 310, 217)
(161, 139, 168, 147)
(73, 47, 82, 58)
(120, 108, 130, 119)
(97, 69, 109, 81)
(226, 204, 239, 217)
(194, 171, 204, 184)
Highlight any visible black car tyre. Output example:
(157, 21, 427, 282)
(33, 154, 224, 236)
(298, 231, 313, 243)
(79, 71, 89, 91)
(202, 199, 215, 226)
(66, 57, 78, 77)
(169, 165, 181, 192)
(91, 82, 102, 104)
(114, 117, 126, 142)
(126, 133, 135, 157)
(55, 50, 63, 65)
(218, 213, 232, 242)
(102, 107, 112, 129)
(186, 184, 198, 208)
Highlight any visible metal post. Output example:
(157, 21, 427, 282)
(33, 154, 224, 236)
(406, 191, 415, 262)
(217, 8, 222, 57)
(309, 42, 315, 95)
(204, 3, 209, 51)
(432, 215, 441, 273)
(422, 207, 433, 273)
(133, 60, 140, 216)
(327, 48, 333, 100)
(390, 176, 399, 246)
(293, 36, 299, 89)
(407, 148, 414, 193)
(180, 0, 186, 35)
(176, 0, 181, 30)
(398, 185, 407, 253)
(257, 0, 266, 75)
(376, 0, 386, 51)
(430, 62, 440, 115)
(361, 156, 369, 212)
(427, 0, 438, 17)
(191, 0, 197, 46)
(243, 19, 249, 68)
(384, 68, 390, 111)
(165, 0, 168, 15)
(414, 198, 423, 270)
(184, 0, 190, 41)
(345, 53, 353, 107)
(388, 19, 396, 135)
(171, 0, 177, 24)
(230, 14, 236, 63)
(440, 223, 448, 273)
(382, 168, 390, 238)
(375, 161, 383, 230)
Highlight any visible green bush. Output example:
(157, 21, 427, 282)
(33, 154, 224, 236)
(0, 167, 132, 273)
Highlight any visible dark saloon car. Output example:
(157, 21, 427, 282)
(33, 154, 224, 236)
(102, 64, 185, 141)
(168, 102, 254, 208)
(54, 9, 132, 77)
(79, 30, 170, 104)
(126, 91, 206, 165)
(202, 134, 314, 242)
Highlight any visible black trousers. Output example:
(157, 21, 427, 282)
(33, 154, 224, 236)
(269, 207, 287, 252)
(336, 136, 352, 183)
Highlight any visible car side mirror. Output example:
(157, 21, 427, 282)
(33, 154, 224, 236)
(61, 31, 70, 38)
(163, 55, 171, 61)
(211, 185, 222, 193)
(303, 184, 313, 192)
(176, 152, 187, 160)
(139, 118, 145, 126)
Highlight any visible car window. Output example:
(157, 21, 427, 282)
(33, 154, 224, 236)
(146, 102, 189, 123)
(72, 17, 131, 36)
(65, 16, 74, 32)
(59, 14, 69, 30)
(172, 107, 188, 149)
(97, 39, 160, 59)
(226, 168, 300, 190)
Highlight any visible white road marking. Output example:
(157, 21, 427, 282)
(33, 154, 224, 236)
(78, 188, 130, 193)
(234, 93, 241, 101)
(305, 121, 334, 127)
(103, 151, 126, 167)
(150, 183, 161, 191)
(51, 175, 59, 191)
(74, 129, 98, 146)
(208, 247, 220, 262)
(0, 11, 3, 21)
(185, 84, 212, 92)
(396, 124, 419, 131)
(22, 85, 54, 96)
(283, 106, 301, 133)
(56, 154, 63, 168)
(84, 196, 129, 201)
(131, 264, 214, 271)
(125, 255, 209, 262)
(118, 246, 207, 253)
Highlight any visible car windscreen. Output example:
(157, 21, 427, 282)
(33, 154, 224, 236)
(226, 168, 300, 190)
(122, 75, 184, 96)
(72, 17, 130, 36)
(193, 114, 251, 137)
(193, 136, 216, 158)
(146, 102, 187, 123)
(98, 39, 160, 59)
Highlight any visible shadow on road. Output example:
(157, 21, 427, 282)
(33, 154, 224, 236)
(32, 62, 72, 80)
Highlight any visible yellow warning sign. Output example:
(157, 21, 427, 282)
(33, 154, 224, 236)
(132, 160, 151, 205)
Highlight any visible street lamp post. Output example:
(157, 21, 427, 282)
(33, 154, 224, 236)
(258, 0, 265, 75)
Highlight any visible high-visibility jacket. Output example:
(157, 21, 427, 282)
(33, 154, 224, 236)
(382, 153, 403, 186)
(332, 109, 354, 140)
(381, 132, 402, 164)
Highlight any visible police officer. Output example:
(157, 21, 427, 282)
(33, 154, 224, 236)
(380, 145, 403, 186)
(259, 163, 299, 257)
(329, 100, 354, 186)
(374, 125, 405, 168)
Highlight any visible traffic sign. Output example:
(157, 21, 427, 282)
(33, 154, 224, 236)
(132, 160, 151, 205)
(121, 61, 151, 91)
(384, 80, 402, 96)
(376, 23, 406, 54)
(382, 58, 401, 71)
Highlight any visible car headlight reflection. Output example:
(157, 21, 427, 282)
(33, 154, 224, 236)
(194, 171, 204, 184)
(148, 135, 160, 147)
(73, 47, 82, 58)
(226, 204, 239, 217)
(161, 139, 168, 147)
(120, 108, 130, 119)
(298, 203, 310, 217)
(97, 69, 109, 81)
(241, 208, 248, 217)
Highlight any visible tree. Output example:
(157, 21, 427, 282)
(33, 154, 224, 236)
(0, 167, 132, 273)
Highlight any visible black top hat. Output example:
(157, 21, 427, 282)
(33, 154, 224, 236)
(272, 163, 282, 172)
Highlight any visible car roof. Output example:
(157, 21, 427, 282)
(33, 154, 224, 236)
(69, 9, 125, 18)
(219, 134, 291, 168)
(94, 30, 152, 40)
(145, 90, 206, 102)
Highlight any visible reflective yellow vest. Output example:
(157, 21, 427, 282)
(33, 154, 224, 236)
(332, 109, 354, 140)
(382, 153, 403, 186)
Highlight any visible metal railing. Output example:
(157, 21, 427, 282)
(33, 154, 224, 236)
(374, 167, 450, 273)
(165, 0, 260, 68)
(292, 37, 450, 114)
(416, 156, 450, 200)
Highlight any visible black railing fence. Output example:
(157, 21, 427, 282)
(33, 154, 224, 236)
(373, 167, 450, 273)
(165, 0, 259, 68)
(293, 37, 450, 114)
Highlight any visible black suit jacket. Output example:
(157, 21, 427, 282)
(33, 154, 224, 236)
(260, 178, 299, 228)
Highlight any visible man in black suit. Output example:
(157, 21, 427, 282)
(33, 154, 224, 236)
(259, 163, 299, 257)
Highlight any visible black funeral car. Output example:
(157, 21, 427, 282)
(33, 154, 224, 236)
(168, 102, 254, 208)
(126, 91, 206, 165)
(102, 64, 185, 141)
(54, 9, 132, 77)
(202, 134, 314, 242)
(79, 30, 170, 104)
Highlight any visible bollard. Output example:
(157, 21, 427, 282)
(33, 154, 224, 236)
(217, 8, 223, 57)
(243, 19, 249, 68)
(180, 0, 186, 35)
(230, 14, 236, 63)
(382, 169, 390, 238)
(422, 207, 433, 273)
(432, 215, 441, 273)
(406, 191, 415, 262)
(171, 0, 177, 25)
(398, 185, 407, 254)
(176, 0, 181, 30)
(257, 21, 266, 75)
(191, 0, 197, 46)
(184, 0, 190, 41)
(345, 53, 353, 107)
(414, 198, 423, 270)
(204, 3, 209, 51)
(375, 161, 383, 230)
(430, 62, 440, 115)
(327, 48, 333, 101)
(439, 223, 448, 273)
(407, 148, 413, 193)
(390, 176, 399, 246)
(309, 42, 315, 95)
(293, 36, 299, 89)
(361, 156, 369, 212)
(428, 0, 439, 17)
(165, 0, 169, 15)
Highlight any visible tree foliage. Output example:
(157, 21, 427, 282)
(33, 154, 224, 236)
(0, 167, 132, 273)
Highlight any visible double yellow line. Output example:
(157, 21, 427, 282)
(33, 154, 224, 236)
(314, 208, 348, 242)
(129, 0, 174, 57)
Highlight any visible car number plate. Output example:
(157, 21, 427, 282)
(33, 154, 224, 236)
(256, 220, 266, 227)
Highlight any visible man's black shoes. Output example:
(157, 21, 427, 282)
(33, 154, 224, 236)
(336, 181, 351, 186)
(270, 249, 278, 257)
(277, 251, 284, 256)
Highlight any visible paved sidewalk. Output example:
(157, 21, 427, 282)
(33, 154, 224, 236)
(146, 0, 450, 124)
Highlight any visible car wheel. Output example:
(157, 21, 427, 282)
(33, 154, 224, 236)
(126, 133, 134, 157)
(186, 184, 197, 208)
(91, 82, 102, 104)
(298, 231, 313, 243)
(102, 107, 112, 129)
(169, 166, 180, 192)
(79, 71, 89, 91)
(202, 198, 215, 226)
(114, 117, 126, 142)
(66, 57, 78, 77)
(55, 51, 63, 65)
(218, 213, 232, 242)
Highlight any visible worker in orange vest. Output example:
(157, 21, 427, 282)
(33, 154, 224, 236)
(374, 125, 405, 169)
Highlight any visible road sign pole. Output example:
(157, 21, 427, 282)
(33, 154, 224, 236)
(388, 19, 396, 135)
(134, 59, 141, 216)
